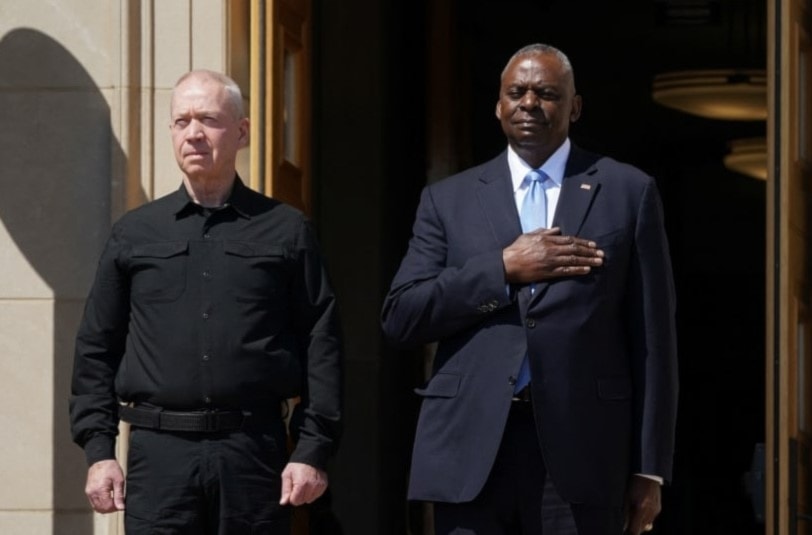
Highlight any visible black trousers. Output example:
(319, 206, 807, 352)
(124, 417, 291, 535)
(433, 402, 624, 535)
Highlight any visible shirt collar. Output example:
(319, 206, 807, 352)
(173, 174, 252, 219)
(508, 138, 571, 193)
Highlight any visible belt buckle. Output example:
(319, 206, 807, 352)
(202, 410, 220, 432)
(146, 407, 163, 428)
(204, 409, 248, 432)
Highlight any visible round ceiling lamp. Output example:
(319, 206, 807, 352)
(652, 69, 767, 121)
(723, 137, 767, 180)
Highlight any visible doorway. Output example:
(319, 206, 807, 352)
(312, 0, 771, 533)
(423, 1, 767, 533)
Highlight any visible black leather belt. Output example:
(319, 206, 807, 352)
(512, 385, 532, 403)
(119, 405, 248, 433)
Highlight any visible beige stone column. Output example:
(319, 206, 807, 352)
(0, 1, 233, 533)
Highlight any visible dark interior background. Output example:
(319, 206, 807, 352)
(314, 1, 767, 533)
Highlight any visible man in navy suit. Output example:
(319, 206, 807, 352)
(381, 43, 678, 534)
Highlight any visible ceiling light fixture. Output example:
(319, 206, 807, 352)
(652, 69, 767, 121)
(723, 137, 767, 180)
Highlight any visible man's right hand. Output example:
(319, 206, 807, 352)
(503, 227, 604, 284)
(85, 459, 126, 513)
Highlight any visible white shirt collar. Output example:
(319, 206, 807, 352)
(508, 138, 571, 193)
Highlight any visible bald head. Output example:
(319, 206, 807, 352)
(501, 43, 576, 93)
(171, 70, 245, 120)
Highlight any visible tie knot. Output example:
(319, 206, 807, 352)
(525, 169, 548, 184)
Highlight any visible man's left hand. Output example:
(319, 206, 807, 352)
(624, 475, 661, 534)
(279, 462, 328, 506)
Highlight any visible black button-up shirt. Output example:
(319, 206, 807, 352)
(70, 177, 343, 469)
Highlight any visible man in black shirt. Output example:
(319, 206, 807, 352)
(69, 69, 343, 533)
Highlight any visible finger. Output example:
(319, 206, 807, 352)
(279, 472, 293, 505)
(545, 234, 594, 246)
(571, 242, 604, 256)
(551, 254, 594, 272)
(549, 242, 602, 259)
(555, 241, 601, 255)
(626, 509, 652, 535)
(113, 479, 126, 510)
(89, 492, 114, 514)
(299, 484, 319, 505)
(559, 265, 591, 276)
(305, 479, 328, 503)
(567, 253, 601, 266)
(527, 228, 556, 236)
(544, 235, 578, 245)
(287, 483, 306, 506)
(554, 245, 604, 263)
(628, 522, 652, 535)
(569, 237, 598, 248)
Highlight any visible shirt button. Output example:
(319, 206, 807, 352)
(526, 318, 536, 328)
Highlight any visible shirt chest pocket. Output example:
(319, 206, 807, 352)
(130, 241, 188, 302)
(223, 242, 289, 302)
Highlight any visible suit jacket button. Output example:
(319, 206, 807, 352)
(508, 376, 517, 386)
(526, 318, 536, 328)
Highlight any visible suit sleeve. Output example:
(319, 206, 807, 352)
(628, 180, 679, 482)
(381, 185, 513, 348)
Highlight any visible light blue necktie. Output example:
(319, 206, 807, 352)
(515, 169, 549, 393)
(520, 169, 549, 233)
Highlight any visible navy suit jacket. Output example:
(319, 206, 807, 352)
(381, 146, 678, 507)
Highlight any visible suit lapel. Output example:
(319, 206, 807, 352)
(552, 145, 601, 236)
(530, 145, 602, 306)
(475, 152, 523, 248)
(475, 153, 536, 315)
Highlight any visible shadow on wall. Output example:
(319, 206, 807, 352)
(0, 28, 140, 534)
